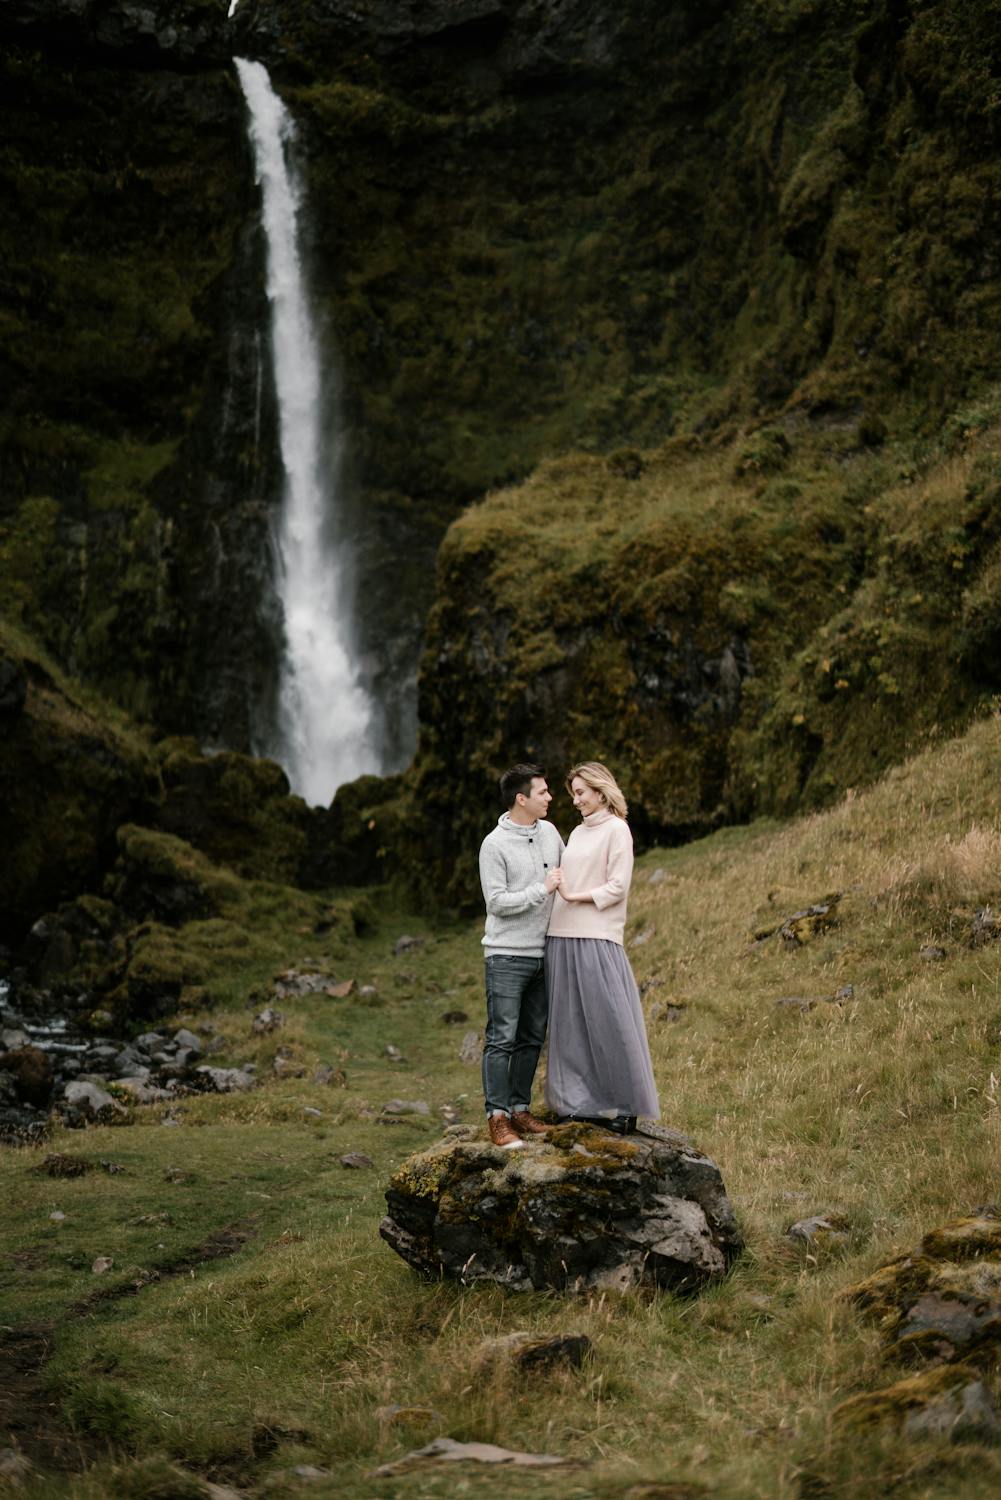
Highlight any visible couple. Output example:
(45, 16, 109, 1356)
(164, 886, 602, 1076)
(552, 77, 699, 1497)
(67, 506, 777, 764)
(478, 760, 659, 1150)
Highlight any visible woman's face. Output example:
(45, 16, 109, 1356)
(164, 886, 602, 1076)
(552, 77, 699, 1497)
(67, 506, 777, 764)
(571, 776, 604, 817)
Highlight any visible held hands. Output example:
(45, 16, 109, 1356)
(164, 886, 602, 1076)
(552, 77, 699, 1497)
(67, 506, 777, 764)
(545, 867, 564, 895)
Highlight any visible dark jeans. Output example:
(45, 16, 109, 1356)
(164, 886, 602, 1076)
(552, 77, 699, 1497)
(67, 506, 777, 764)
(482, 954, 548, 1116)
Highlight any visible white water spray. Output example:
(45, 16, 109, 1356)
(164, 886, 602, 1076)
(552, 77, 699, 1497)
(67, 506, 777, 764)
(235, 58, 375, 806)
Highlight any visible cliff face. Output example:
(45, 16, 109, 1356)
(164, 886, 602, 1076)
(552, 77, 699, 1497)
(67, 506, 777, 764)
(3, 0, 1001, 924)
(244, 0, 1001, 788)
(1, 3, 284, 753)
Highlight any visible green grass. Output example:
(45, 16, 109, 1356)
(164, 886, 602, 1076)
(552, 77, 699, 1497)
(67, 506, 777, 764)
(6, 712, 1001, 1496)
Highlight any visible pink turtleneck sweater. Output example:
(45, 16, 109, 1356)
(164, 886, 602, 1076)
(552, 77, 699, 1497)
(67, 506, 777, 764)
(546, 808, 634, 945)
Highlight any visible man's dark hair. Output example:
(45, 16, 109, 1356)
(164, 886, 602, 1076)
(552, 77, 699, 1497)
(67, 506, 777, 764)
(499, 762, 546, 808)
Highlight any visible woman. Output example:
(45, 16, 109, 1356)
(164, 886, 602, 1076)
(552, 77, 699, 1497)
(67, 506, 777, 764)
(545, 761, 659, 1133)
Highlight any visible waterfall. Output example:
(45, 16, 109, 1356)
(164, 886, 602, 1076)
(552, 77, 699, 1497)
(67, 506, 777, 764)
(235, 57, 376, 807)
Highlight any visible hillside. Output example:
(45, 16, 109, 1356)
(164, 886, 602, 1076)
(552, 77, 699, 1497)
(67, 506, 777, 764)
(4, 711, 1001, 1497)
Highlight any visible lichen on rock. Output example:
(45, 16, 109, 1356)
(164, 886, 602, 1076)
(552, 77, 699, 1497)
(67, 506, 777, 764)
(380, 1122, 743, 1294)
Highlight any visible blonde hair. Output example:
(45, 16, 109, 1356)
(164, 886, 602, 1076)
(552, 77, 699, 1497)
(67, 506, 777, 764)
(567, 761, 628, 819)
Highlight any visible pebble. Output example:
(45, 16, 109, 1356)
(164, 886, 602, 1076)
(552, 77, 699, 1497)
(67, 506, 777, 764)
(91, 1256, 113, 1275)
(341, 1153, 374, 1169)
(49, 1210, 66, 1222)
(384, 1044, 404, 1061)
(382, 1099, 431, 1116)
(394, 935, 425, 955)
(303, 1107, 322, 1119)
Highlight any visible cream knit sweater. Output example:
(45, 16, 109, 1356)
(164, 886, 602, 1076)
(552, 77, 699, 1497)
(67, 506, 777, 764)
(546, 809, 634, 945)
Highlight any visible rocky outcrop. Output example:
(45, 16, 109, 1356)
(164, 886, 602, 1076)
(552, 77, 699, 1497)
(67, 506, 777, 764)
(380, 1122, 743, 1293)
(0, 0, 234, 68)
(0, 642, 156, 939)
(835, 1212, 1001, 1442)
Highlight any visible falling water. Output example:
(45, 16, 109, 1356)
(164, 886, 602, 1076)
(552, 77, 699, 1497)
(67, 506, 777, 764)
(235, 57, 375, 806)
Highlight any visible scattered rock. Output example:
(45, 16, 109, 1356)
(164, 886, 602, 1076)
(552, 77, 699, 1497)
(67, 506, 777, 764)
(341, 1153, 374, 1169)
(288, 1466, 330, 1480)
(368, 1437, 568, 1477)
(116, 1078, 173, 1104)
(195, 1065, 256, 1093)
(649, 1001, 686, 1025)
(970, 908, 999, 948)
(91, 1256, 113, 1275)
(753, 895, 842, 947)
(252, 1007, 284, 1033)
(272, 1051, 307, 1079)
(273, 969, 335, 1000)
(648, 868, 668, 885)
(35, 1152, 90, 1177)
(458, 1031, 481, 1064)
(0, 1028, 29, 1050)
(382, 1099, 431, 1116)
(327, 979, 355, 998)
(834, 1364, 1001, 1444)
(313, 1063, 347, 1087)
(630, 927, 655, 948)
(384, 1044, 404, 1061)
(920, 945, 948, 962)
(394, 935, 425, 956)
(173, 1028, 202, 1054)
(476, 1331, 593, 1372)
(440, 1010, 469, 1025)
(63, 1079, 123, 1121)
(48, 1210, 66, 1223)
(303, 1107, 322, 1119)
(786, 1215, 849, 1249)
(380, 1122, 742, 1293)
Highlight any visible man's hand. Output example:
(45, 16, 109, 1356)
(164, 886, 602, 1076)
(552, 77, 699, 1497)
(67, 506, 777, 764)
(545, 868, 563, 894)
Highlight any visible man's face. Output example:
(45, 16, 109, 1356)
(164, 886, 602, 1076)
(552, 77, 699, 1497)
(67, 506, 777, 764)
(518, 776, 552, 821)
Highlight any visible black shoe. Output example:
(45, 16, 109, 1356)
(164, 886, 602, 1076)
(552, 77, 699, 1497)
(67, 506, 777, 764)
(600, 1115, 637, 1135)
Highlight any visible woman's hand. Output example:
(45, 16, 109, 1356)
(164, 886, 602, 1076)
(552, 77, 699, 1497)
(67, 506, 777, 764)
(544, 868, 563, 894)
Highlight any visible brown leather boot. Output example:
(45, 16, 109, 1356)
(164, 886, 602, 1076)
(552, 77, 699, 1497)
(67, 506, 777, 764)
(487, 1113, 525, 1150)
(511, 1110, 550, 1137)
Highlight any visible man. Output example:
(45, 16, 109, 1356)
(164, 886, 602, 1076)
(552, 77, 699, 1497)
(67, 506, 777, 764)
(478, 762, 564, 1149)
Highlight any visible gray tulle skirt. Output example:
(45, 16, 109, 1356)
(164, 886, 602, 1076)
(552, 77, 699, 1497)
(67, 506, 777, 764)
(544, 936, 660, 1119)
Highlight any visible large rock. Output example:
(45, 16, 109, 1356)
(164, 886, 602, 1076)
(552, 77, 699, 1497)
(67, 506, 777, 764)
(843, 1214, 1001, 1365)
(380, 1122, 742, 1293)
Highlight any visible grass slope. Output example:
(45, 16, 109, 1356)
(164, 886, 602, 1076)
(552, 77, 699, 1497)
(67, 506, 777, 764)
(4, 712, 1001, 1498)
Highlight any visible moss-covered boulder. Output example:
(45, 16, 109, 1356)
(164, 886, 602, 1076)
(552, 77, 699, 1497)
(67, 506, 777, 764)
(0, 628, 156, 943)
(153, 741, 310, 886)
(380, 1122, 743, 1293)
(843, 1215, 1001, 1367)
(833, 1364, 1001, 1444)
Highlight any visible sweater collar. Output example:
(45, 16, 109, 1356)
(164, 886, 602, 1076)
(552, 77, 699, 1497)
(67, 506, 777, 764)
(498, 812, 539, 837)
(581, 808, 613, 827)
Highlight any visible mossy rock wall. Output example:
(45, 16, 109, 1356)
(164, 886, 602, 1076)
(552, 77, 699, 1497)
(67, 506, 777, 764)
(231, 0, 1001, 760)
(0, 23, 283, 753)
